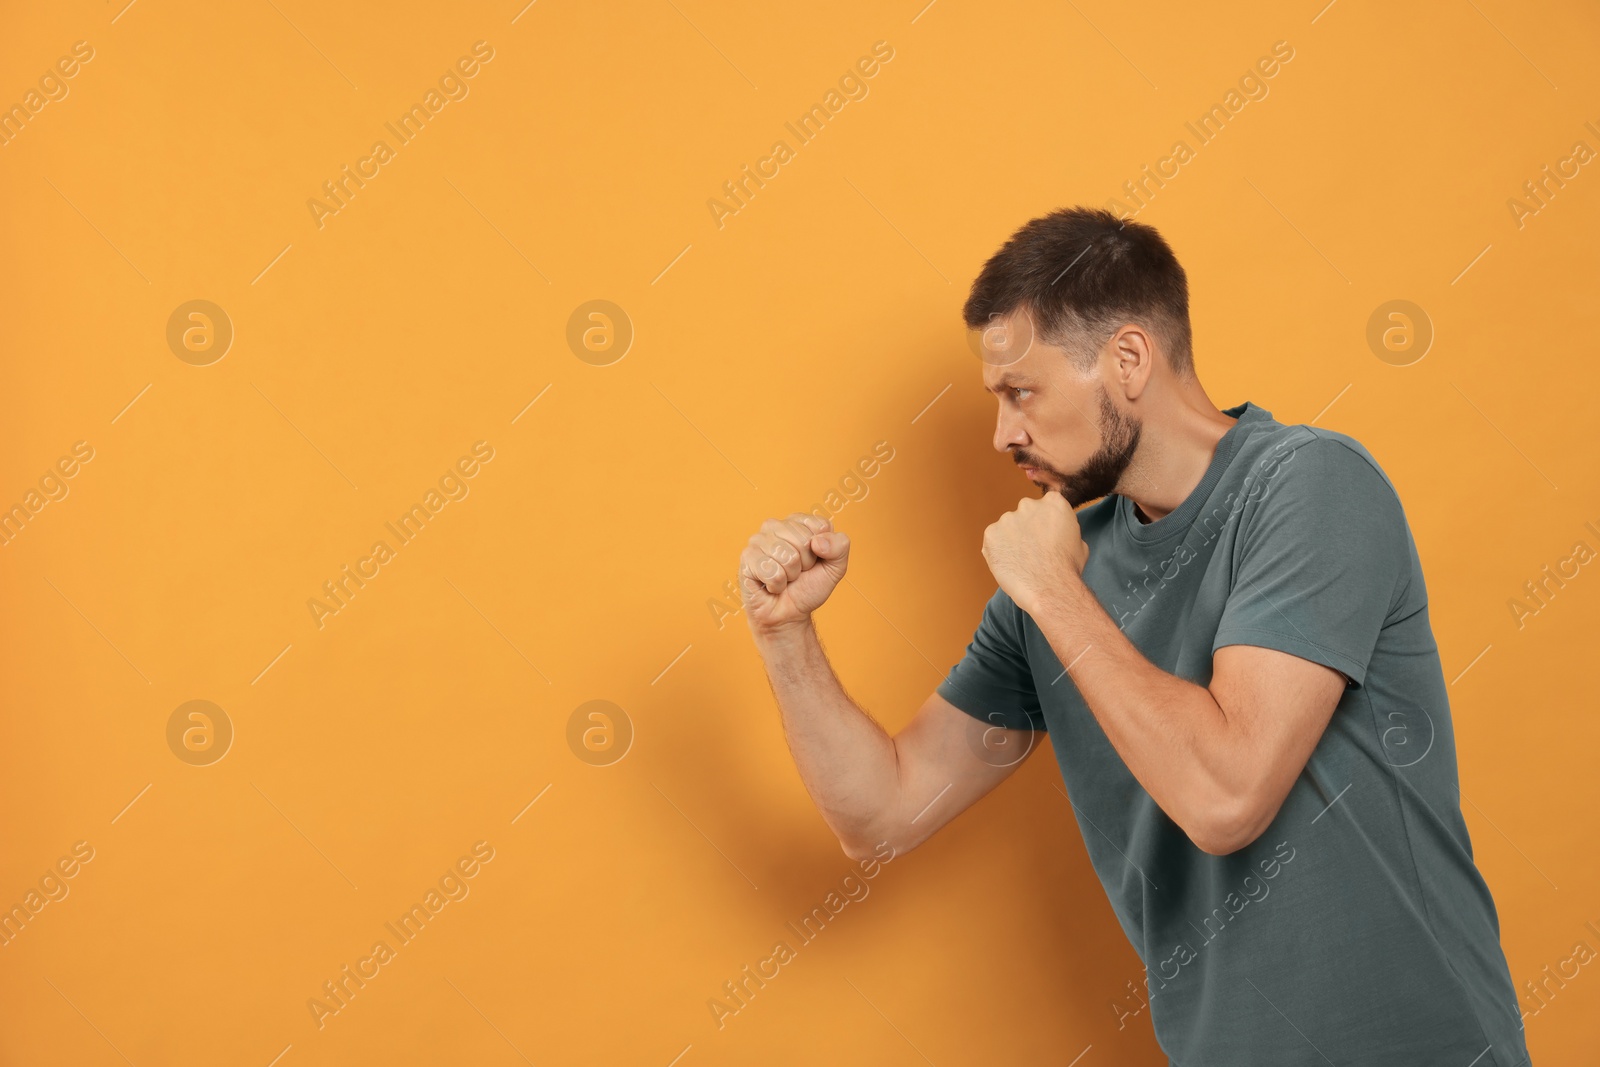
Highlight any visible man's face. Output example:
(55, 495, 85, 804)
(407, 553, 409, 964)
(975, 309, 1142, 508)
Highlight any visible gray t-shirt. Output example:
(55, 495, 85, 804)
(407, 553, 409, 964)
(937, 401, 1529, 1066)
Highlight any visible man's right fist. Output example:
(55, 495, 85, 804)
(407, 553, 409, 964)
(739, 513, 851, 634)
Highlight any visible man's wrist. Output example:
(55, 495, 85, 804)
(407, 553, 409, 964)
(1025, 572, 1092, 633)
(749, 617, 816, 652)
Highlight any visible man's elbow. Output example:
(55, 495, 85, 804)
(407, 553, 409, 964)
(1187, 795, 1275, 857)
(838, 832, 909, 865)
(839, 837, 877, 863)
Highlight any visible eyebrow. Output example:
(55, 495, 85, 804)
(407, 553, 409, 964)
(986, 373, 1037, 394)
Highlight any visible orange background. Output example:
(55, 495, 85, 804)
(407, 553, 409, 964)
(3, 1, 1598, 1063)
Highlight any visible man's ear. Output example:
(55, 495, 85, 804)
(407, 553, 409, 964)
(1113, 324, 1157, 399)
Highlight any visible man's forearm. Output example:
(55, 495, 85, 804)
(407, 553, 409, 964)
(751, 621, 899, 856)
(1026, 579, 1243, 844)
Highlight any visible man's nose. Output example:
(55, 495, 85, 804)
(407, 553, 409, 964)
(994, 407, 1027, 454)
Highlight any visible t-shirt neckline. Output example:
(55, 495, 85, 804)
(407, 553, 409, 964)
(1116, 401, 1270, 544)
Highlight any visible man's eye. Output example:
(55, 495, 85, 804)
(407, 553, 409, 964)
(1011, 387, 1031, 400)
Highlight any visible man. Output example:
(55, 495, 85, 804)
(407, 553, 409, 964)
(739, 207, 1529, 1065)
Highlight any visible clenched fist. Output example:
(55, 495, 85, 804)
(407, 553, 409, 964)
(739, 513, 851, 635)
(982, 493, 1090, 618)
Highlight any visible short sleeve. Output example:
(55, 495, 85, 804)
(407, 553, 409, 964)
(1211, 439, 1411, 689)
(936, 586, 1047, 732)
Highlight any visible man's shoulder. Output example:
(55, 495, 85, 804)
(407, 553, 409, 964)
(1229, 428, 1418, 585)
(1240, 422, 1401, 502)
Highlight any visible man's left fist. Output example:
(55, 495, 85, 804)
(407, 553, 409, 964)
(981, 493, 1090, 617)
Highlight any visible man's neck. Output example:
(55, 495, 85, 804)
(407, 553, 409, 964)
(1123, 404, 1241, 525)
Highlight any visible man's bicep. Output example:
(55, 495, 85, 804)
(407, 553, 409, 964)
(889, 689, 1044, 852)
(1209, 643, 1347, 839)
(877, 585, 1049, 852)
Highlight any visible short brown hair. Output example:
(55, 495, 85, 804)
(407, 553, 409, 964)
(964, 207, 1194, 376)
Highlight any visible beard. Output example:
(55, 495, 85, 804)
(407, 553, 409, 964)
(1014, 386, 1142, 508)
